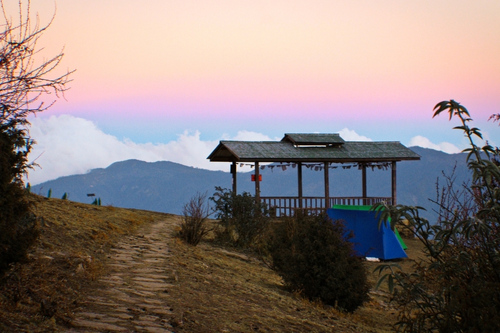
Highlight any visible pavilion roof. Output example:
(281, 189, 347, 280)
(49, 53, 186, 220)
(207, 134, 420, 163)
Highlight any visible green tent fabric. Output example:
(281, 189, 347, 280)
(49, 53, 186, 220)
(331, 205, 408, 252)
(394, 228, 407, 250)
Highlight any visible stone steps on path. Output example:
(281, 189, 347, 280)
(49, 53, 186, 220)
(67, 221, 176, 333)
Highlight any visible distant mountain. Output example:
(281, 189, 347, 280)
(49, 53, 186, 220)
(32, 147, 471, 222)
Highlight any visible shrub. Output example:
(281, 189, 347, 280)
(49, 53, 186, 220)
(268, 213, 370, 312)
(375, 100, 500, 332)
(179, 192, 211, 246)
(0, 122, 39, 275)
(210, 186, 270, 247)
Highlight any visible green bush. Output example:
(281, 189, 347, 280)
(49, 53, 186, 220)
(268, 213, 370, 312)
(179, 192, 211, 246)
(210, 187, 270, 247)
(375, 100, 500, 332)
(0, 122, 39, 275)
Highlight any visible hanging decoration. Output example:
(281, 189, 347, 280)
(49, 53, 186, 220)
(234, 161, 392, 171)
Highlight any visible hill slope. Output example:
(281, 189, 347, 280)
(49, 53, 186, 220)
(0, 195, 171, 332)
(0, 196, 423, 332)
(32, 147, 471, 221)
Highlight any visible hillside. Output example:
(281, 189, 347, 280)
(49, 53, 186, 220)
(0, 195, 424, 332)
(0, 195, 171, 332)
(32, 147, 471, 222)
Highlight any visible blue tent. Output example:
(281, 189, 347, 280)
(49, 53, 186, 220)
(327, 206, 407, 260)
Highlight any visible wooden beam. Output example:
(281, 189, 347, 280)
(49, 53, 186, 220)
(362, 163, 367, 205)
(231, 162, 237, 194)
(255, 162, 260, 200)
(391, 161, 397, 205)
(324, 162, 329, 208)
(298, 162, 303, 208)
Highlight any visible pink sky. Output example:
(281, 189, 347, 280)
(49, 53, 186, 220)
(15, 1, 500, 183)
(36, 1, 500, 129)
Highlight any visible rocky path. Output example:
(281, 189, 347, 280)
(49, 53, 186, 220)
(67, 220, 176, 332)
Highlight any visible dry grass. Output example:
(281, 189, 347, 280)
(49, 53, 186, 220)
(164, 224, 425, 333)
(0, 195, 171, 332)
(0, 195, 425, 332)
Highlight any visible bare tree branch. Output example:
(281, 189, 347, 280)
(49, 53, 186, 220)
(0, 0, 74, 125)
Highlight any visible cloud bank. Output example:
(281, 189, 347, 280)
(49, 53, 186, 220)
(26, 115, 458, 185)
(26, 115, 278, 184)
(407, 135, 461, 154)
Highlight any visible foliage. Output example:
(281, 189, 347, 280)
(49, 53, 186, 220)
(0, 1, 72, 275)
(0, 121, 38, 275)
(210, 186, 270, 247)
(268, 213, 370, 313)
(489, 113, 500, 125)
(179, 192, 211, 246)
(374, 100, 500, 332)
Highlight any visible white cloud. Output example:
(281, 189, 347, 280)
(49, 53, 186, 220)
(26, 115, 229, 184)
(338, 128, 372, 141)
(408, 135, 461, 154)
(222, 130, 278, 141)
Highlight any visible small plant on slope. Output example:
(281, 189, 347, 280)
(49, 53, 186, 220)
(178, 192, 211, 246)
(210, 186, 270, 247)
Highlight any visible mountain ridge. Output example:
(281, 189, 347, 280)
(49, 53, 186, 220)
(32, 146, 471, 221)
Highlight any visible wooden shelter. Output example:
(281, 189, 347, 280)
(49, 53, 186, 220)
(208, 133, 420, 215)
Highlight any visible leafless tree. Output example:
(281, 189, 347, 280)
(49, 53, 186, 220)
(179, 192, 212, 246)
(0, 0, 73, 127)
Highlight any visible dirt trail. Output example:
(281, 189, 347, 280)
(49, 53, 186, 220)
(67, 220, 175, 332)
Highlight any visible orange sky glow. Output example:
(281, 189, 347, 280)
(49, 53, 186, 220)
(7, 0, 499, 183)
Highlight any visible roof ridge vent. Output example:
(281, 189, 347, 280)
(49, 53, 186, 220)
(282, 133, 345, 146)
(293, 144, 339, 148)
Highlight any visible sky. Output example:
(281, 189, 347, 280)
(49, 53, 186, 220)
(13, 1, 500, 184)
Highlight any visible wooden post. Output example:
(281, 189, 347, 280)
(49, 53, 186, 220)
(231, 162, 237, 194)
(255, 162, 260, 200)
(362, 163, 367, 205)
(298, 162, 303, 208)
(324, 162, 329, 208)
(391, 161, 397, 205)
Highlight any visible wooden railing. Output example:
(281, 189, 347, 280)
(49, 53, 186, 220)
(260, 196, 392, 217)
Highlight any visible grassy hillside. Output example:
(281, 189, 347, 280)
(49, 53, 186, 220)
(0, 195, 423, 332)
(0, 195, 171, 331)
